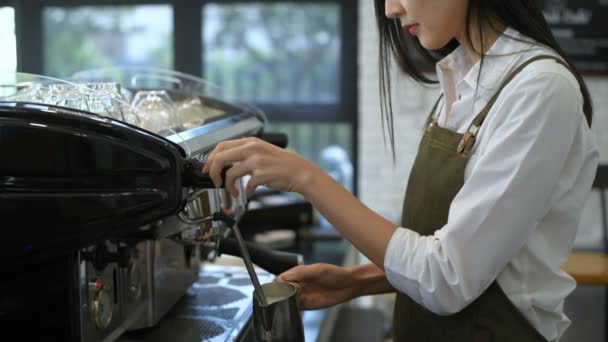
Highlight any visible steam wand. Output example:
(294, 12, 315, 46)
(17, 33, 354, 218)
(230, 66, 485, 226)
(180, 159, 269, 305)
(212, 211, 269, 306)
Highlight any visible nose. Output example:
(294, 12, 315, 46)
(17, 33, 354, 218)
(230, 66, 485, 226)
(385, 0, 405, 19)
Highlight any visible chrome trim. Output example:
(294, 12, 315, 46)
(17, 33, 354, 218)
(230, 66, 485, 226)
(166, 116, 263, 155)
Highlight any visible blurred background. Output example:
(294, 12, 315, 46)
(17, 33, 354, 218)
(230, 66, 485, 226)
(1, 0, 607, 341)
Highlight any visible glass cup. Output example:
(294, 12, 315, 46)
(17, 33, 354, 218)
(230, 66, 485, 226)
(81, 82, 125, 121)
(175, 96, 206, 130)
(51, 84, 91, 113)
(130, 90, 177, 136)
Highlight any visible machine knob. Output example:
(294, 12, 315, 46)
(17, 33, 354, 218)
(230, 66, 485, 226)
(128, 259, 144, 300)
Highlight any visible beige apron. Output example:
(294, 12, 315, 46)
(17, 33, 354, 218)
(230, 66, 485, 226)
(393, 55, 567, 341)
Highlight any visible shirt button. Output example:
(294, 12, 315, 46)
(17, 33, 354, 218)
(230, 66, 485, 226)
(458, 94, 462, 100)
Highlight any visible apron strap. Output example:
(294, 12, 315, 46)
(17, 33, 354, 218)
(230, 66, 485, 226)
(457, 55, 570, 154)
(425, 94, 444, 128)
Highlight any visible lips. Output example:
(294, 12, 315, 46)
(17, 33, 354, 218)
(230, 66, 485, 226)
(403, 24, 419, 35)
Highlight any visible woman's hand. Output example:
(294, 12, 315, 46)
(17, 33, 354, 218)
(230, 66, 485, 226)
(202, 137, 319, 198)
(277, 263, 360, 310)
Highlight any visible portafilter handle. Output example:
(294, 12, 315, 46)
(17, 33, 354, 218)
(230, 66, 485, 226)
(257, 132, 288, 149)
(183, 158, 227, 189)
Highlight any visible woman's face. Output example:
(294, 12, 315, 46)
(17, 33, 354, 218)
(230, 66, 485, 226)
(384, 0, 468, 50)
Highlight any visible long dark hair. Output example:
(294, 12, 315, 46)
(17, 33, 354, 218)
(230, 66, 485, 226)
(374, 0, 593, 159)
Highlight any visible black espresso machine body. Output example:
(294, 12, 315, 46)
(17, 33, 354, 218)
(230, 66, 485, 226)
(0, 71, 296, 342)
(0, 101, 188, 265)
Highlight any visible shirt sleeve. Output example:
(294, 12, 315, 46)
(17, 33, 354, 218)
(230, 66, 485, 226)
(384, 69, 583, 315)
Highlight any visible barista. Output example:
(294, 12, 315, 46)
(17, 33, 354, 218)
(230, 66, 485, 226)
(202, 0, 598, 340)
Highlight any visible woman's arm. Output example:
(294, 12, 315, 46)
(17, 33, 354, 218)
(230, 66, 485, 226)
(202, 138, 399, 269)
(301, 163, 399, 268)
(351, 263, 395, 297)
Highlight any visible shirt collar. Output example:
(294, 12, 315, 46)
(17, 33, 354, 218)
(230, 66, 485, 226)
(435, 44, 471, 99)
(436, 28, 545, 100)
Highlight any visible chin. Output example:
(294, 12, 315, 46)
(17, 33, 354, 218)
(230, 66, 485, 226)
(418, 38, 443, 50)
(418, 34, 451, 51)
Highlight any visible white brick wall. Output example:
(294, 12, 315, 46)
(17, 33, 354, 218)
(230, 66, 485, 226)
(358, 0, 439, 223)
(588, 78, 608, 159)
(357, 0, 608, 232)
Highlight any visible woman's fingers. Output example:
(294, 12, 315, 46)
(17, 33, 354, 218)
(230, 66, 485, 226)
(202, 138, 249, 173)
(276, 272, 289, 282)
(279, 264, 323, 282)
(208, 144, 252, 187)
(202, 137, 306, 197)
(244, 175, 264, 198)
(277, 266, 301, 282)
(203, 137, 259, 178)
(224, 162, 249, 197)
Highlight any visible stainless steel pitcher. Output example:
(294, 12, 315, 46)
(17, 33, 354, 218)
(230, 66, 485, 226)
(253, 281, 304, 342)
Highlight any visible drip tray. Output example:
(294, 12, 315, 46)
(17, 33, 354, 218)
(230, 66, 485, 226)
(121, 264, 273, 342)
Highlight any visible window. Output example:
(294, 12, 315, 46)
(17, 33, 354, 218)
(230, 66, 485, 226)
(203, 3, 340, 104)
(0, 6, 17, 82)
(267, 121, 353, 187)
(43, 5, 173, 77)
(202, 2, 353, 191)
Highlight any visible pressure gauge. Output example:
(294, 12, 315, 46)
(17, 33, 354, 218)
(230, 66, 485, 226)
(89, 279, 113, 330)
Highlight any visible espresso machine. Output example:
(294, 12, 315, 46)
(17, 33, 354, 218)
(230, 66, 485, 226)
(0, 70, 299, 342)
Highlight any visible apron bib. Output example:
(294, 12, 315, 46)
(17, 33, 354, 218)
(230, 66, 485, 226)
(393, 55, 567, 342)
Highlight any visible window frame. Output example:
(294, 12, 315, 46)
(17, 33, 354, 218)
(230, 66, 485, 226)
(11, 0, 359, 193)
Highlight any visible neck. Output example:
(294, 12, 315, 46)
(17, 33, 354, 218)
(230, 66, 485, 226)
(457, 22, 506, 64)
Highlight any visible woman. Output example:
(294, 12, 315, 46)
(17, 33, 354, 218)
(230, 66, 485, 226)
(202, 0, 598, 340)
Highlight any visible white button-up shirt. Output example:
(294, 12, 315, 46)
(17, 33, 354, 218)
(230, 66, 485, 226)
(384, 28, 599, 341)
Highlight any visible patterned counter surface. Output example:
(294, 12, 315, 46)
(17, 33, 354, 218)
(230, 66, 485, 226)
(121, 261, 274, 342)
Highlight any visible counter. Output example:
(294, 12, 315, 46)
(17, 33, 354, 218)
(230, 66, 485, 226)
(118, 235, 350, 342)
(119, 259, 273, 342)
